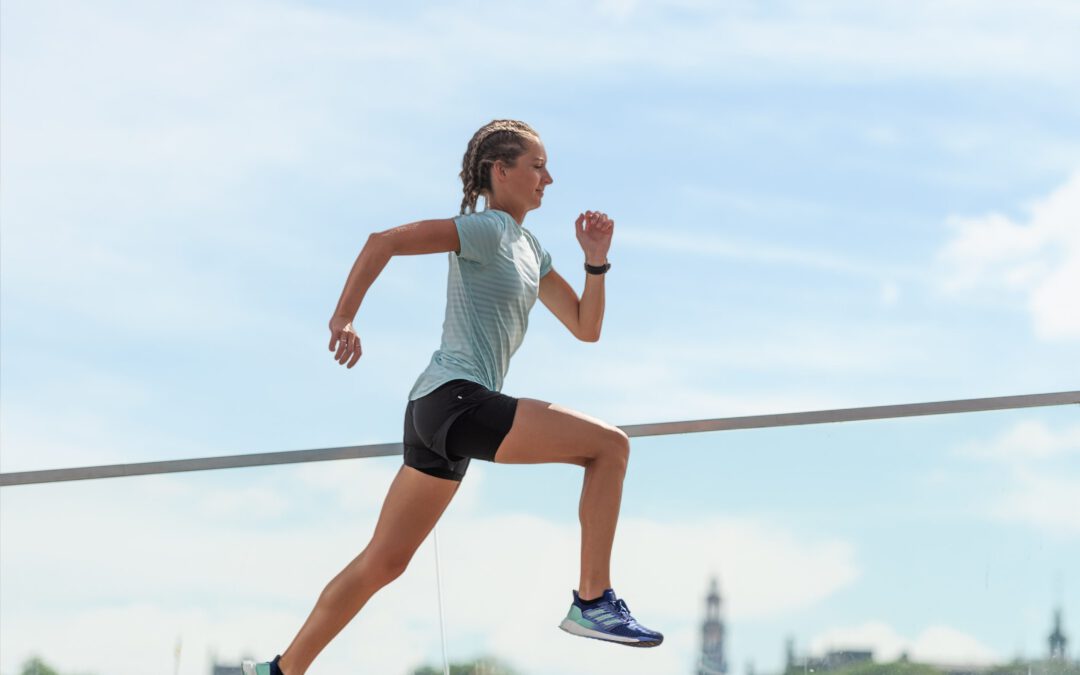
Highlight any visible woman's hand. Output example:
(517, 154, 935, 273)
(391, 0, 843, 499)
(328, 315, 362, 368)
(575, 210, 614, 265)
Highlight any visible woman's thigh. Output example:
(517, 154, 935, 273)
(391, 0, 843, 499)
(493, 398, 628, 467)
(367, 465, 460, 561)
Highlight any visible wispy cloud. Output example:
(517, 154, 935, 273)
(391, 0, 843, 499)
(936, 171, 1080, 341)
(417, 0, 1080, 84)
(992, 467, 1080, 538)
(954, 419, 1080, 463)
(618, 227, 920, 282)
(951, 418, 1080, 537)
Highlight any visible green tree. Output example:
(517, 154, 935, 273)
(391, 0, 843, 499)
(412, 657, 520, 675)
(830, 662, 945, 675)
(20, 657, 61, 675)
(833, 660, 946, 673)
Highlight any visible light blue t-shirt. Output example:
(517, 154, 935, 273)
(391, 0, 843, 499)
(409, 209, 553, 400)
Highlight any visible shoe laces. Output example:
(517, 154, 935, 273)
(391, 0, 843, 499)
(613, 598, 640, 627)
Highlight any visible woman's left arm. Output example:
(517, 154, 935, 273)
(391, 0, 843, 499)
(538, 210, 613, 342)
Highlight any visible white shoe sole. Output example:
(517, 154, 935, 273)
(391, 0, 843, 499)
(241, 661, 256, 675)
(559, 618, 644, 644)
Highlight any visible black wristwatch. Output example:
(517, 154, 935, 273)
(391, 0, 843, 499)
(585, 261, 611, 275)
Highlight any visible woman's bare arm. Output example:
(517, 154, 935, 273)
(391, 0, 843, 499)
(539, 269, 603, 342)
(332, 218, 460, 320)
(329, 218, 460, 367)
(537, 210, 612, 343)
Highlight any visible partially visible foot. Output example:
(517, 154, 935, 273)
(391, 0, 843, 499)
(558, 589, 664, 647)
(242, 654, 284, 675)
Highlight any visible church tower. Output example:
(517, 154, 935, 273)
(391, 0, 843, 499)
(1048, 607, 1068, 661)
(698, 577, 728, 675)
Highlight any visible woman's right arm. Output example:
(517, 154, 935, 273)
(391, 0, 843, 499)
(329, 218, 461, 368)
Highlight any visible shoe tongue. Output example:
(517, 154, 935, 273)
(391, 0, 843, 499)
(602, 589, 618, 602)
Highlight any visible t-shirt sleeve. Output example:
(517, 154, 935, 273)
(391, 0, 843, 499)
(454, 211, 503, 263)
(539, 245, 553, 278)
(523, 228, 553, 278)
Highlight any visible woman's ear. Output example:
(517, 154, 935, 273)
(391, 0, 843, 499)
(490, 160, 506, 186)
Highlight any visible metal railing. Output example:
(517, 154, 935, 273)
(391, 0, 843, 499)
(2, 390, 1077, 488)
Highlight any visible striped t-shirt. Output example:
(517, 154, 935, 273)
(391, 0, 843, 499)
(408, 208, 553, 400)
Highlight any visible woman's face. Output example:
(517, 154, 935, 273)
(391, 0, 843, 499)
(493, 137, 553, 213)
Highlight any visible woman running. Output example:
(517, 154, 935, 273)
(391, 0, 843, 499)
(244, 119, 662, 675)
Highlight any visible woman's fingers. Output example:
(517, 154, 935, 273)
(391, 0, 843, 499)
(340, 337, 361, 367)
(330, 331, 347, 352)
(576, 213, 613, 262)
(344, 337, 362, 367)
(578, 211, 611, 231)
(329, 330, 362, 368)
(588, 213, 612, 234)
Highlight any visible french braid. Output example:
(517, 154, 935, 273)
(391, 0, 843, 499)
(459, 120, 540, 215)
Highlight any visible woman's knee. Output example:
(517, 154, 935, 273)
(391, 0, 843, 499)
(357, 548, 413, 587)
(594, 427, 630, 470)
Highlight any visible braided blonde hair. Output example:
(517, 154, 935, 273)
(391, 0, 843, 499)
(459, 120, 540, 215)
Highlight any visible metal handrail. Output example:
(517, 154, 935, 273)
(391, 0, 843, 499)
(2, 390, 1077, 487)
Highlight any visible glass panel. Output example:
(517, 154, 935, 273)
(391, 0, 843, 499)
(2, 406, 1077, 675)
(1, 456, 451, 674)
(431, 405, 1079, 674)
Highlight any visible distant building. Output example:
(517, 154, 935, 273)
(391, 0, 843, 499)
(782, 636, 873, 675)
(778, 604, 1076, 675)
(1049, 607, 1068, 662)
(698, 577, 728, 675)
(818, 650, 873, 671)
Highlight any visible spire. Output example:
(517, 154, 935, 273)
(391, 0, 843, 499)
(698, 576, 728, 675)
(1048, 607, 1067, 661)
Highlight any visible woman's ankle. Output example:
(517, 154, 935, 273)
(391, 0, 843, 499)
(274, 653, 293, 675)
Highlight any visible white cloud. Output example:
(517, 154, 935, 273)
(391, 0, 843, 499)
(937, 171, 1080, 341)
(431, 0, 1080, 83)
(993, 467, 1080, 537)
(509, 321, 943, 430)
(810, 620, 908, 661)
(952, 419, 1080, 537)
(955, 419, 1080, 463)
(910, 625, 1000, 666)
(3, 0, 1077, 315)
(0, 397, 210, 474)
(619, 227, 918, 282)
(810, 620, 1000, 666)
(1, 462, 857, 675)
(879, 281, 901, 307)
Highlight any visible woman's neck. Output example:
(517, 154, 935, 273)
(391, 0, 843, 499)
(486, 198, 525, 226)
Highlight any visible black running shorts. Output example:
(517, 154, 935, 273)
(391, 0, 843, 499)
(403, 379, 519, 482)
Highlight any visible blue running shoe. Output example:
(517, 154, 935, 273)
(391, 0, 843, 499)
(241, 655, 284, 675)
(559, 589, 664, 647)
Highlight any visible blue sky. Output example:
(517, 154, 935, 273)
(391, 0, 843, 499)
(1, 1, 1078, 674)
